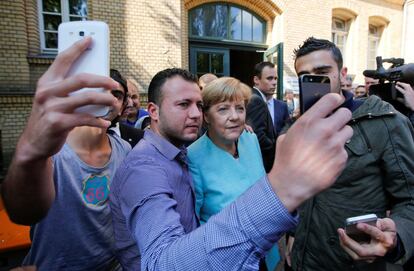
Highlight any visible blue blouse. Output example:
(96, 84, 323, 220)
(188, 130, 266, 223)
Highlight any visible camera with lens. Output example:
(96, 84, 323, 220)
(363, 56, 414, 115)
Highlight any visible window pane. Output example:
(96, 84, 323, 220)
(334, 19, 345, 30)
(338, 35, 345, 46)
(69, 0, 88, 17)
(230, 7, 241, 40)
(43, 0, 61, 13)
(43, 14, 61, 31)
(253, 16, 263, 42)
(45, 32, 58, 49)
(190, 8, 203, 36)
(211, 53, 224, 74)
(369, 25, 377, 35)
(197, 52, 210, 73)
(190, 4, 265, 43)
(242, 10, 252, 41)
(335, 21, 343, 30)
(190, 5, 227, 38)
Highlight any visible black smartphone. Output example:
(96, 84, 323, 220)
(299, 74, 331, 114)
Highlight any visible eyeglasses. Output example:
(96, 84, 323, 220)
(111, 90, 125, 101)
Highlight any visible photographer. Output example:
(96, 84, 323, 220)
(396, 82, 414, 125)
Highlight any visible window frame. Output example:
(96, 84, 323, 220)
(37, 0, 88, 54)
(331, 17, 349, 61)
(367, 24, 381, 69)
(189, 3, 266, 46)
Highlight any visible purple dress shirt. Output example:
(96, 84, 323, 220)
(110, 130, 297, 271)
(110, 130, 198, 270)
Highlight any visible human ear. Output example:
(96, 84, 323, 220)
(148, 102, 159, 121)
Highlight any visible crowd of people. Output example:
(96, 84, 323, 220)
(1, 36, 414, 271)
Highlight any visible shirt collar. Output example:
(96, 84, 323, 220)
(144, 130, 183, 161)
(253, 87, 267, 102)
(341, 90, 363, 112)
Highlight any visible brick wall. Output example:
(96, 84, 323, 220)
(89, 0, 187, 94)
(0, 0, 31, 92)
(0, 95, 33, 179)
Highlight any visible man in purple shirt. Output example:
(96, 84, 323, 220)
(110, 68, 353, 270)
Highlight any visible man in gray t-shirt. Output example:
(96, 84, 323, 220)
(1, 39, 130, 270)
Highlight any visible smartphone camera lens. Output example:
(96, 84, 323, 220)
(79, 31, 85, 37)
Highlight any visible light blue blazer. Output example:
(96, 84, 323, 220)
(188, 130, 266, 223)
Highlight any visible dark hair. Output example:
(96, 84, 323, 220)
(148, 68, 198, 105)
(110, 69, 128, 105)
(253, 61, 275, 78)
(294, 37, 343, 70)
(108, 69, 128, 129)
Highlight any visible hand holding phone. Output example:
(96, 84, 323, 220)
(339, 217, 397, 263)
(58, 21, 110, 117)
(345, 214, 378, 243)
(16, 37, 117, 164)
(299, 74, 331, 115)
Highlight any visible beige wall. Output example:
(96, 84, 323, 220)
(273, 0, 404, 85)
(403, 0, 414, 62)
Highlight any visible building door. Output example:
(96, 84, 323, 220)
(190, 47, 229, 78)
(188, 3, 268, 86)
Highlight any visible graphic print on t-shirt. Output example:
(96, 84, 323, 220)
(82, 174, 110, 206)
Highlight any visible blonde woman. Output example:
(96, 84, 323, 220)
(188, 77, 279, 270)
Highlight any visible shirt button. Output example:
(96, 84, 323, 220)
(328, 237, 336, 246)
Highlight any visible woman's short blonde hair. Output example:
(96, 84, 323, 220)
(202, 77, 251, 112)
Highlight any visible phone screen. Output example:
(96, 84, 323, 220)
(299, 75, 331, 114)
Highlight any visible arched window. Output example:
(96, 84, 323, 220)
(189, 4, 265, 44)
(367, 24, 381, 69)
(331, 8, 357, 65)
(367, 16, 388, 69)
(332, 17, 349, 58)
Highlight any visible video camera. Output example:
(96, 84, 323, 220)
(363, 56, 414, 114)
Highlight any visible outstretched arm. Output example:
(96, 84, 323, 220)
(118, 94, 353, 270)
(1, 37, 118, 225)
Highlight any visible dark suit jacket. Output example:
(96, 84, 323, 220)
(119, 123, 145, 148)
(271, 98, 290, 135)
(246, 88, 276, 173)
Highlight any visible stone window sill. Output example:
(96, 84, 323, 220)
(27, 54, 56, 64)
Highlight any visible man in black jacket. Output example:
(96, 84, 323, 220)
(246, 61, 278, 173)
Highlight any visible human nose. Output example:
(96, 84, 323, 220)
(127, 96, 133, 107)
(188, 103, 202, 119)
(228, 107, 240, 120)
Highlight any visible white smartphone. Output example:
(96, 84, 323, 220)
(58, 21, 110, 117)
(345, 214, 378, 243)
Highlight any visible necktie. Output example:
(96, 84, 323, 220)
(176, 148, 188, 168)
